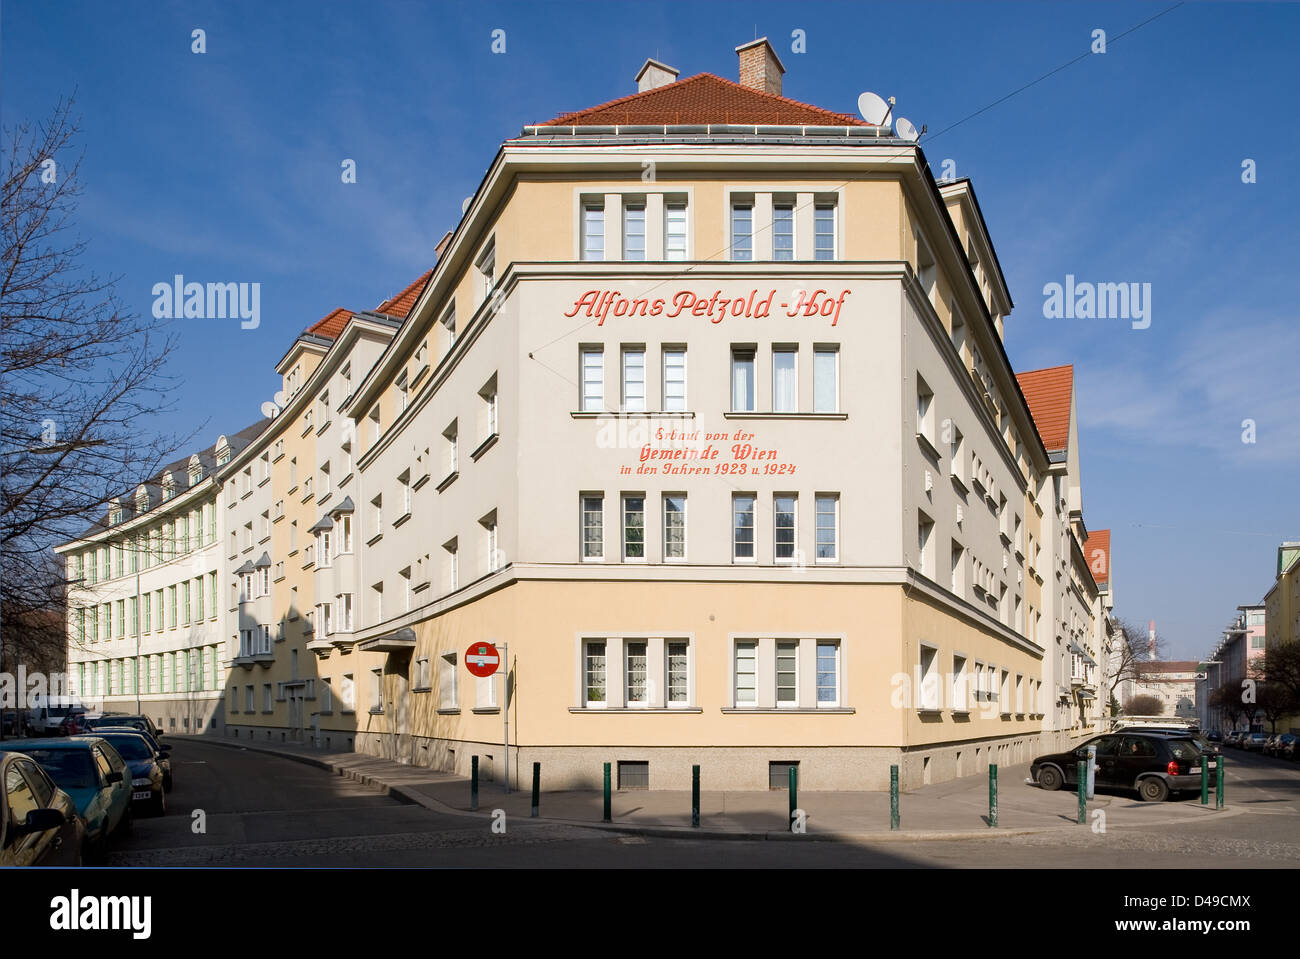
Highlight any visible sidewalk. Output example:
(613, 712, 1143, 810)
(176, 735, 1234, 841)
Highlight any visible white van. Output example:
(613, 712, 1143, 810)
(25, 695, 87, 736)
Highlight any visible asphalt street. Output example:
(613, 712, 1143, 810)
(105, 739, 1300, 868)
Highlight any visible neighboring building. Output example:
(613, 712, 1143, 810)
(56, 422, 267, 733)
(59, 39, 1118, 789)
(1017, 366, 1106, 740)
(1121, 660, 1200, 719)
(1263, 543, 1300, 649)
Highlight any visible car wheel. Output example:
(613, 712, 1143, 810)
(153, 788, 166, 817)
(163, 774, 172, 793)
(1138, 777, 1169, 802)
(1037, 766, 1063, 791)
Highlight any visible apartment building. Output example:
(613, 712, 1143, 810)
(63, 38, 1118, 789)
(1263, 543, 1300, 649)
(56, 422, 266, 733)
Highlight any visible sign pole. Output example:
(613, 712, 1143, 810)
(502, 642, 509, 794)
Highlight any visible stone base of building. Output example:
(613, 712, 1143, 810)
(346, 730, 1082, 791)
(92, 694, 222, 737)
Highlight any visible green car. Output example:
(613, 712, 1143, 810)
(0, 737, 133, 862)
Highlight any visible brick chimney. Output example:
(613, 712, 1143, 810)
(735, 37, 784, 96)
(635, 58, 679, 92)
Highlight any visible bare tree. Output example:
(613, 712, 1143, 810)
(1101, 617, 1164, 709)
(1210, 683, 1245, 731)
(1, 96, 190, 678)
(1255, 682, 1299, 735)
(1253, 641, 1300, 704)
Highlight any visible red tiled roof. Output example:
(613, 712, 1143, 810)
(539, 73, 865, 127)
(1084, 529, 1111, 587)
(1134, 661, 1200, 674)
(1016, 365, 1073, 451)
(305, 307, 353, 340)
(376, 270, 432, 318)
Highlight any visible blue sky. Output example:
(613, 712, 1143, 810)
(5, 1, 1297, 660)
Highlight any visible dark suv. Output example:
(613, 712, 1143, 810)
(1031, 732, 1213, 802)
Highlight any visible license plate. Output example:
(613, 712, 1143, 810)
(132, 790, 151, 800)
(1189, 767, 1201, 774)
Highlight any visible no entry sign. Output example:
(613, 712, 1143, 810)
(465, 643, 501, 677)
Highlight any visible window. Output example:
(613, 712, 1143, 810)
(773, 201, 794, 260)
(319, 462, 331, 498)
(396, 374, 409, 414)
(581, 495, 604, 560)
(208, 572, 217, 618)
(581, 348, 603, 411)
(581, 202, 604, 260)
(368, 406, 381, 445)
(951, 541, 966, 595)
(730, 348, 755, 412)
(621, 348, 645, 412)
(625, 641, 647, 706)
(772, 348, 797, 413)
(480, 376, 498, 440)
(167, 586, 177, 628)
(813, 348, 838, 413)
(918, 511, 935, 578)
(441, 305, 456, 351)
(916, 231, 936, 301)
(950, 426, 965, 481)
(734, 641, 757, 705)
(371, 495, 382, 534)
(584, 640, 607, 707)
(439, 653, 458, 709)
(776, 640, 798, 706)
(369, 667, 384, 713)
(476, 239, 495, 300)
(181, 582, 190, 625)
(622, 495, 645, 561)
(400, 568, 412, 612)
(813, 203, 836, 260)
(338, 513, 352, 553)
(664, 201, 687, 260)
(338, 593, 353, 632)
(815, 494, 838, 562)
(919, 645, 940, 710)
(662, 349, 686, 411)
(622, 202, 645, 261)
(663, 494, 686, 561)
(916, 374, 935, 444)
(952, 654, 969, 712)
(730, 201, 753, 261)
(816, 643, 840, 707)
(444, 539, 458, 592)
(371, 582, 383, 622)
(667, 641, 689, 705)
(774, 494, 797, 562)
(733, 494, 756, 561)
(442, 420, 458, 479)
(399, 470, 411, 518)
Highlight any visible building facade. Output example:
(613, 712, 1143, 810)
(61, 38, 1118, 789)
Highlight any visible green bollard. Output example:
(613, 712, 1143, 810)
(1076, 761, 1086, 824)
(890, 764, 900, 830)
(531, 762, 540, 818)
(1201, 758, 1209, 805)
(471, 755, 479, 812)
(691, 764, 700, 828)
(989, 763, 998, 828)
(1216, 754, 1225, 809)
(603, 762, 612, 822)
(788, 765, 798, 832)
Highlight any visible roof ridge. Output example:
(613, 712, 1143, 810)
(540, 72, 863, 127)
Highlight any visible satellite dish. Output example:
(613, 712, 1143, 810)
(894, 116, 919, 141)
(260, 401, 279, 419)
(857, 92, 891, 126)
(272, 390, 288, 408)
(461, 196, 473, 215)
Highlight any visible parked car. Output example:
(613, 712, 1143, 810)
(1, 708, 33, 738)
(1282, 735, 1300, 761)
(0, 750, 85, 866)
(89, 731, 166, 816)
(1123, 726, 1221, 758)
(0, 738, 132, 862)
(1242, 732, 1269, 751)
(1266, 733, 1297, 758)
(1224, 731, 1244, 748)
(85, 714, 162, 740)
(1263, 734, 1282, 756)
(54, 711, 90, 737)
(26, 701, 87, 737)
(1206, 730, 1223, 743)
(1031, 732, 1213, 802)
